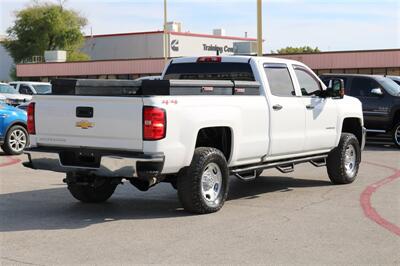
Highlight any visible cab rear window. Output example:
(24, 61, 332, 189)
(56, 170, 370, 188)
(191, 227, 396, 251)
(164, 63, 255, 81)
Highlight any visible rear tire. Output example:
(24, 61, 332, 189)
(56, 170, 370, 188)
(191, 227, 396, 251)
(177, 147, 229, 214)
(327, 133, 361, 184)
(67, 174, 117, 203)
(392, 121, 400, 149)
(1, 125, 28, 155)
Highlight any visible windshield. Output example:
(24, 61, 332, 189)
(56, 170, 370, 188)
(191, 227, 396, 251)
(0, 84, 19, 94)
(32, 84, 51, 94)
(378, 77, 400, 96)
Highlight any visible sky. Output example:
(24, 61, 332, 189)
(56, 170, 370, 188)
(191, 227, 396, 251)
(0, 0, 399, 52)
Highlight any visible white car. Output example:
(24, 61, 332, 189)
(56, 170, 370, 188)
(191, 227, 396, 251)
(23, 56, 365, 214)
(0, 83, 32, 106)
(9, 81, 51, 95)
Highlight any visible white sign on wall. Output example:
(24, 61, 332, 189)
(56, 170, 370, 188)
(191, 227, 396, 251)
(169, 34, 240, 57)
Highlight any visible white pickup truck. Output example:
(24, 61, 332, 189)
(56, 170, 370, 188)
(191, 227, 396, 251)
(23, 56, 366, 214)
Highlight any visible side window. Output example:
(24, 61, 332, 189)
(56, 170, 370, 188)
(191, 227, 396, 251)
(264, 64, 295, 97)
(294, 67, 321, 96)
(350, 77, 381, 97)
(19, 85, 32, 95)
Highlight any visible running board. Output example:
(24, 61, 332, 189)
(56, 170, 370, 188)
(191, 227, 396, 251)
(366, 129, 386, 133)
(231, 154, 328, 176)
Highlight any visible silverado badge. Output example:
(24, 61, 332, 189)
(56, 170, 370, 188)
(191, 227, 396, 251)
(76, 120, 95, 129)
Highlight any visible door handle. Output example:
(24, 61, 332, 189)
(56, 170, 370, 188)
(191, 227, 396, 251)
(306, 105, 314, 110)
(272, 104, 283, 110)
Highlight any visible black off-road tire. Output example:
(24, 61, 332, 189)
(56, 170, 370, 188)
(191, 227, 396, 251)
(67, 174, 117, 203)
(1, 125, 28, 155)
(177, 147, 229, 214)
(326, 133, 361, 184)
(391, 121, 400, 149)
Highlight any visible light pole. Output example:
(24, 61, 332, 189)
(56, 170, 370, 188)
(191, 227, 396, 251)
(163, 0, 168, 64)
(257, 0, 263, 56)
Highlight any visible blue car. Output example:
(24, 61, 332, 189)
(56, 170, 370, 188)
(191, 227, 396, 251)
(0, 102, 28, 155)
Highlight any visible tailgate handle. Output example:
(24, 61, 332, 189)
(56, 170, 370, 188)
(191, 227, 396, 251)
(76, 107, 93, 118)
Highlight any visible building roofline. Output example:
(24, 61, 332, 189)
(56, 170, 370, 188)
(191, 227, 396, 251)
(265, 48, 400, 56)
(170, 31, 257, 41)
(85, 30, 257, 41)
(16, 57, 167, 66)
(85, 30, 164, 38)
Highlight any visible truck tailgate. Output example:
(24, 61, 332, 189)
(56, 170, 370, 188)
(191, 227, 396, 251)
(34, 96, 144, 151)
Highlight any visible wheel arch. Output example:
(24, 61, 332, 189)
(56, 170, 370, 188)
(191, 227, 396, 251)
(392, 108, 400, 127)
(340, 117, 363, 145)
(4, 120, 28, 136)
(194, 126, 233, 163)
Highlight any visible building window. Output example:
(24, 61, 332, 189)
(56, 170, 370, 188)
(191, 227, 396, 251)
(345, 69, 359, 74)
(330, 69, 345, 74)
(372, 68, 386, 75)
(387, 68, 400, 76)
(116, 74, 129, 79)
(358, 68, 372, 74)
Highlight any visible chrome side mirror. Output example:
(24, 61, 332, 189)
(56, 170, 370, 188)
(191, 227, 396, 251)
(371, 88, 383, 96)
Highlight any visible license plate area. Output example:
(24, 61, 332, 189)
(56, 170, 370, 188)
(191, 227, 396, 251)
(59, 150, 101, 168)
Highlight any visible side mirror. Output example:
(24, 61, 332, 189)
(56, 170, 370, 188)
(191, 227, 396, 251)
(371, 88, 383, 96)
(325, 78, 345, 98)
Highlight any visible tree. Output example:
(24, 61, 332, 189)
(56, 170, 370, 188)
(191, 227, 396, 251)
(4, 1, 89, 63)
(272, 46, 321, 54)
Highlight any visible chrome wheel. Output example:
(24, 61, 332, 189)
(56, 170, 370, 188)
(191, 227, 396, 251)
(344, 144, 357, 177)
(9, 128, 27, 153)
(395, 125, 400, 146)
(201, 162, 222, 203)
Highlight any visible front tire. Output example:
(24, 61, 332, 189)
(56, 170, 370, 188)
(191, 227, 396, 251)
(177, 147, 229, 214)
(392, 121, 400, 149)
(67, 174, 117, 203)
(1, 125, 28, 155)
(327, 133, 361, 184)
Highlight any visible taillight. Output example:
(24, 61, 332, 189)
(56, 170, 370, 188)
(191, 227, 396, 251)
(197, 56, 222, 63)
(143, 106, 166, 140)
(27, 102, 35, 135)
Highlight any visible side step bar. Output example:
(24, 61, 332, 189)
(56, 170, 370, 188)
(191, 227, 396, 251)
(231, 154, 328, 178)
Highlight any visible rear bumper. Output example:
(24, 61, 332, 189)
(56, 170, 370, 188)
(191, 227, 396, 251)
(23, 147, 165, 179)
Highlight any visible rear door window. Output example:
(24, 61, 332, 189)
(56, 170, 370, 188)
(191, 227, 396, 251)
(164, 63, 255, 81)
(264, 63, 295, 97)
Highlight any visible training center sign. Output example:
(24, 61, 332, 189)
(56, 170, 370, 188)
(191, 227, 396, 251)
(169, 34, 240, 57)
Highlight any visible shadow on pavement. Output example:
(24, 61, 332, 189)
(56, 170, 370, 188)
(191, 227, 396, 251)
(364, 143, 398, 152)
(0, 175, 332, 232)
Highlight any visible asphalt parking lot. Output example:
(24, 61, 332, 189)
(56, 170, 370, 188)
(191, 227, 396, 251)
(1, 144, 399, 265)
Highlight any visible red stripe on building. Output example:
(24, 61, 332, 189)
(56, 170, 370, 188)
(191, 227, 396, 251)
(17, 58, 166, 77)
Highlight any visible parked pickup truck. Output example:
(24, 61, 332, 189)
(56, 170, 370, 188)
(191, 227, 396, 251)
(23, 56, 366, 214)
(320, 74, 400, 148)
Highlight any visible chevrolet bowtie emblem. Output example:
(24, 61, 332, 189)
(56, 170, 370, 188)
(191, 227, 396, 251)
(76, 120, 95, 129)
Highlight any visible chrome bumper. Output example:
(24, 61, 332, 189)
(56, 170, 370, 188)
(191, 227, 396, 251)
(361, 126, 366, 151)
(23, 147, 164, 178)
